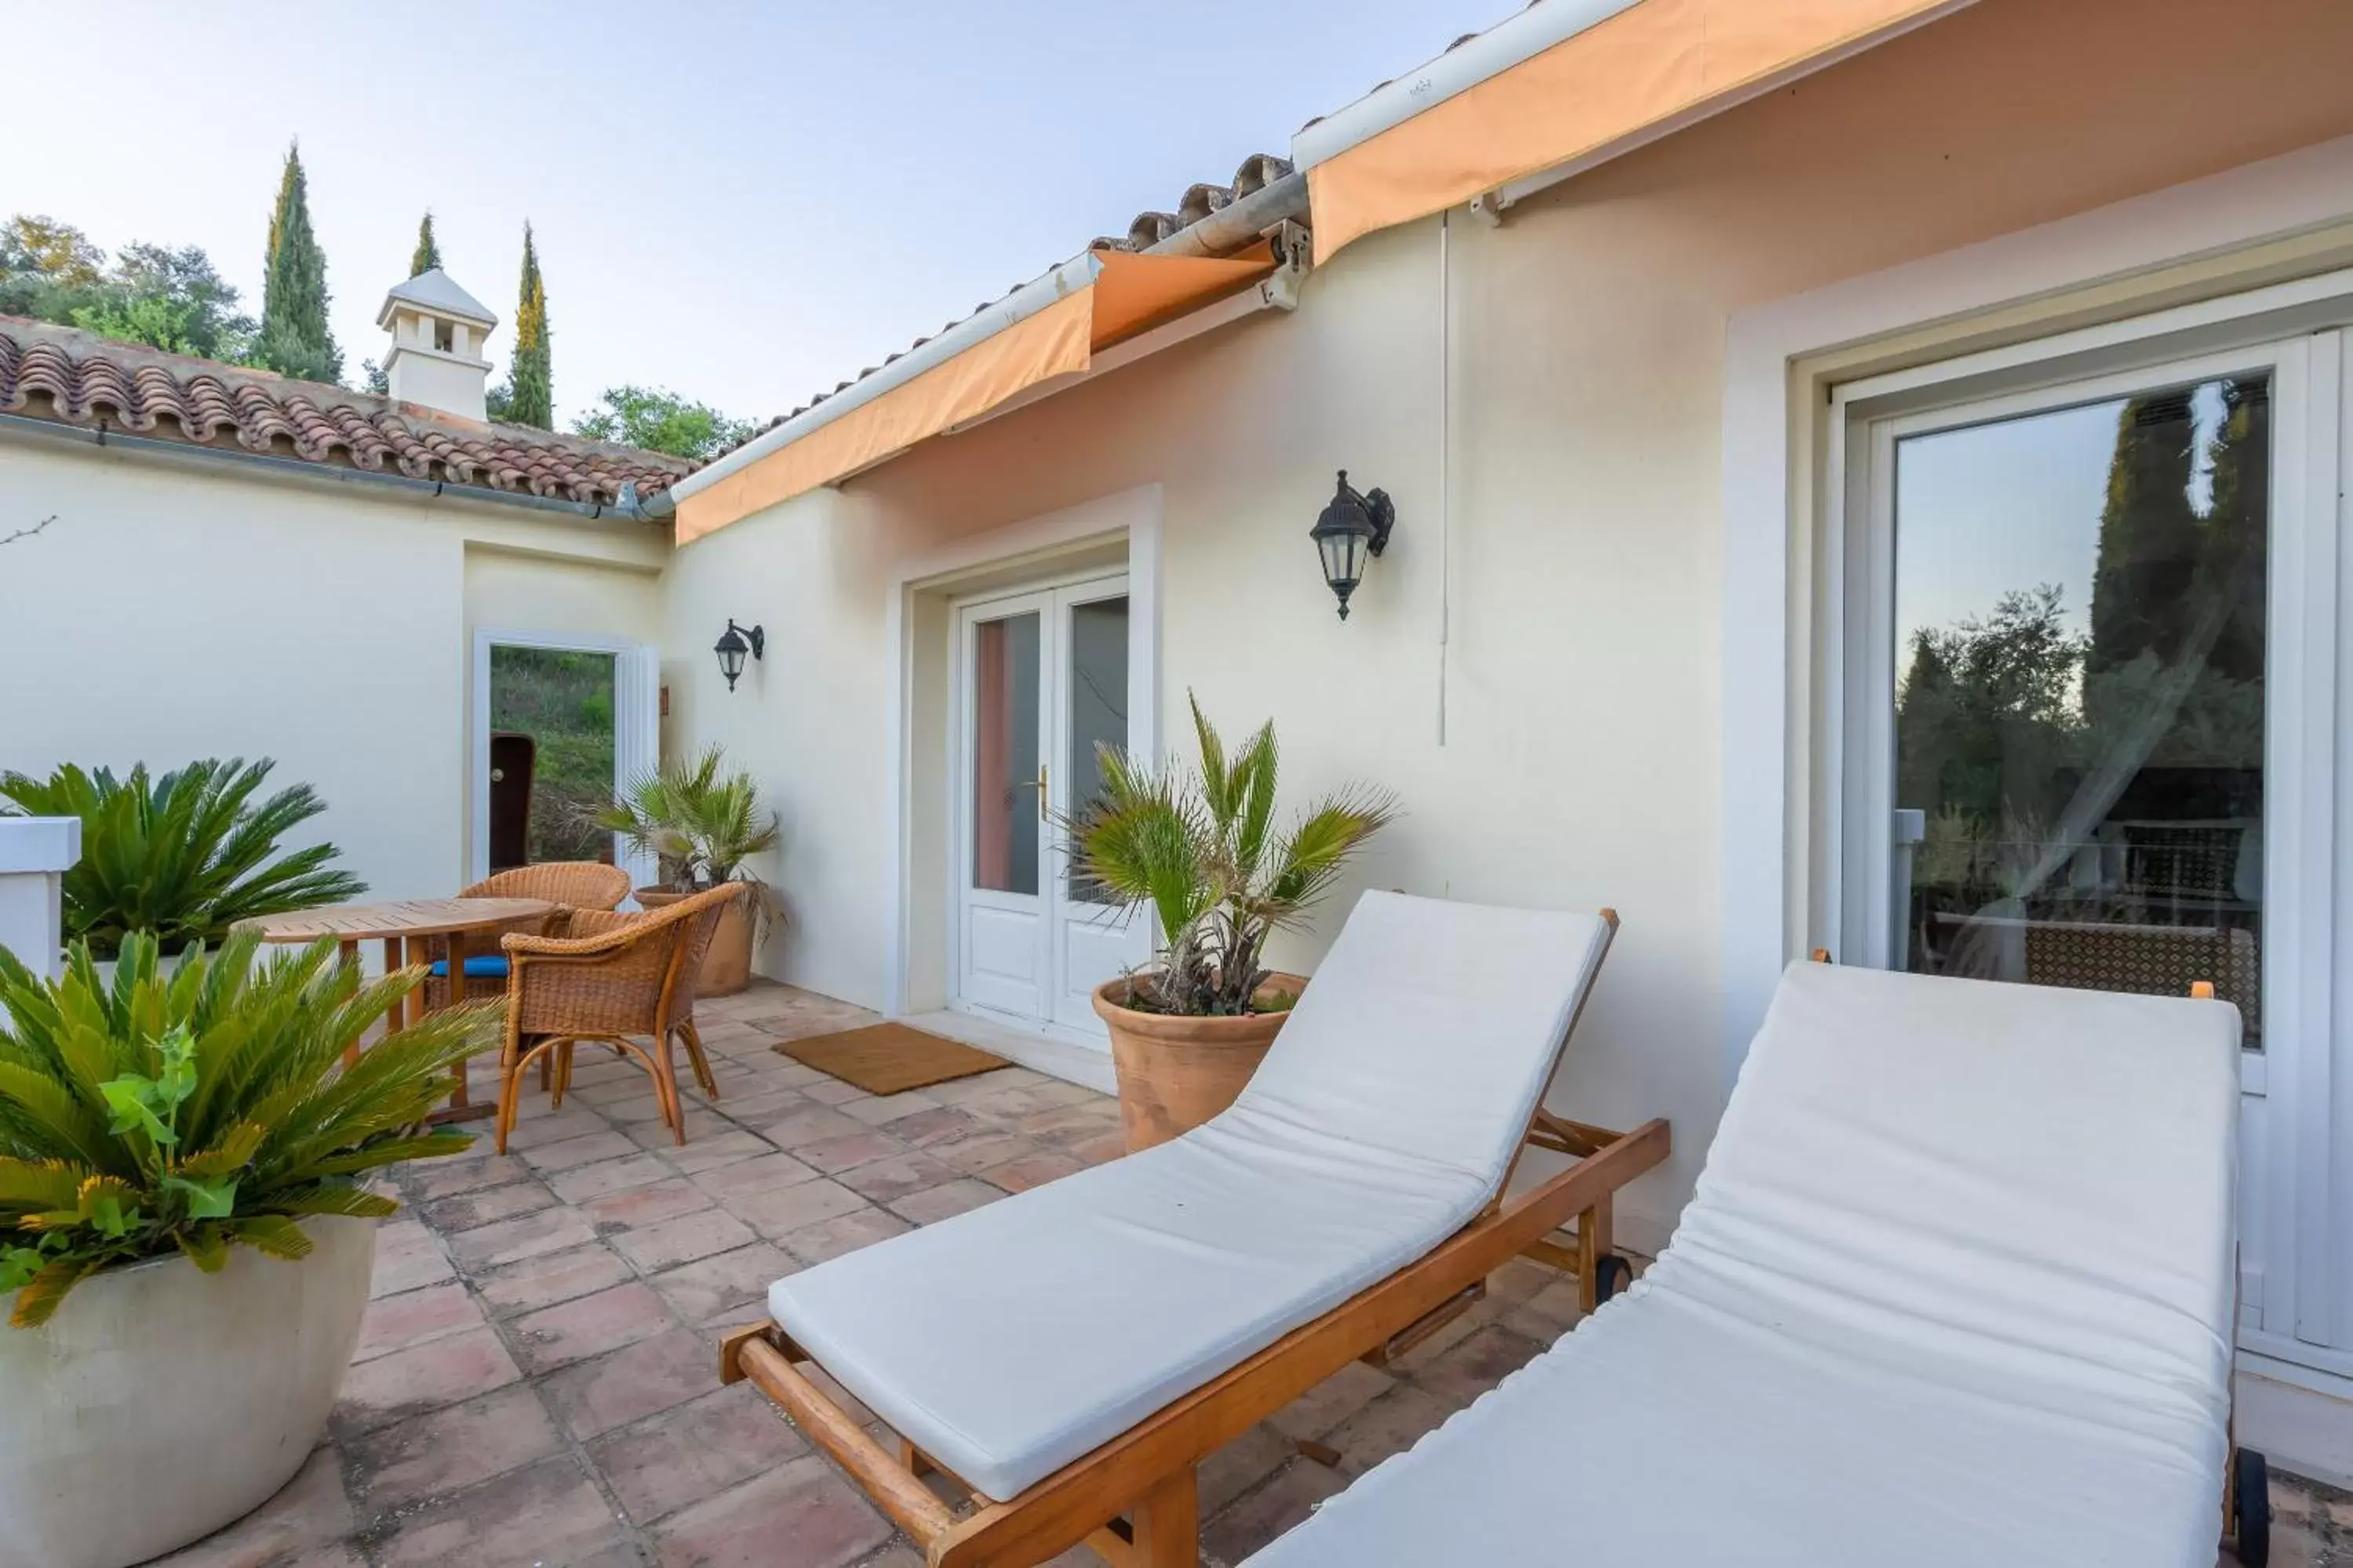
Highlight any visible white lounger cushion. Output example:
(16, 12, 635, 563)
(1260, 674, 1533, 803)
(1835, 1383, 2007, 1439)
(1245, 962, 2241, 1567)
(768, 892, 1611, 1501)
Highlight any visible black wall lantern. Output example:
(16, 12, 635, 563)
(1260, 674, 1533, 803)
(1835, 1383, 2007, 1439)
(1309, 470, 1395, 620)
(714, 619, 764, 692)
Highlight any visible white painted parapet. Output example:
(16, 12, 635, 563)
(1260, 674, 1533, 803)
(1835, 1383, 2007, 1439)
(0, 815, 79, 981)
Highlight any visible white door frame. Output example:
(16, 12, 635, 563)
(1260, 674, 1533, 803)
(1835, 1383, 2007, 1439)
(468, 626, 661, 890)
(883, 485, 1164, 1022)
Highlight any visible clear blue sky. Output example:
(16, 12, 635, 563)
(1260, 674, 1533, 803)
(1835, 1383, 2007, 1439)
(6, 1, 1505, 429)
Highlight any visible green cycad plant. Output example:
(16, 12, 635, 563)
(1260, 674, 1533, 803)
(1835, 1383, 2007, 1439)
(0, 759, 366, 959)
(594, 745, 779, 893)
(1069, 697, 1394, 1017)
(0, 931, 488, 1328)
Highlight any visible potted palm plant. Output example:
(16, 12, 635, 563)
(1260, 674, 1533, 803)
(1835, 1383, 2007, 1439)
(1068, 698, 1393, 1151)
(595, 745, 779, 996)
(0, 931, 487, 1568)
(0, 758, 366, 966)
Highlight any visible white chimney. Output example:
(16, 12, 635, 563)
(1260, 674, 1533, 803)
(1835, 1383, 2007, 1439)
(375, 267, 498, 422)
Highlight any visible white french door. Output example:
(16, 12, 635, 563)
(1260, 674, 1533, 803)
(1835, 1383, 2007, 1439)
(1829, 300, 2353, 1382)
(953, 574, 1146, 1039)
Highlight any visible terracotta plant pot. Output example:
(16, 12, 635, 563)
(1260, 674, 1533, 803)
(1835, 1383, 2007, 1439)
(637, 885, 756, 996)
(1092, 973, 1308, 1152)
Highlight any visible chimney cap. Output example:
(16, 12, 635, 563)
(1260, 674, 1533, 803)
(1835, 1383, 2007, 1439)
(377, 267, 497, 332)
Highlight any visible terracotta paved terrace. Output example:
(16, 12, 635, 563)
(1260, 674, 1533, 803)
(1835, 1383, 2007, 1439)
(150, 980, 2335, 1567)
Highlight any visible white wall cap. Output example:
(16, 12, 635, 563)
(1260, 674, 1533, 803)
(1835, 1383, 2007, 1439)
(0, 816, 82, 874)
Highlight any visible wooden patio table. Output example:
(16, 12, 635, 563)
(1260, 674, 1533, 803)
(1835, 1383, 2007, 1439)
(239, 897, 554, 1124)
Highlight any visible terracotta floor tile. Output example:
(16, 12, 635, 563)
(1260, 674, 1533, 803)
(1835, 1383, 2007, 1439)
(445, 1205, 600, 1272)
(759, 1104, 874, 1150)
(725, 1177, 870, 1240)
(519, 1129, 643, 1173)
(885, 1178, 1004, 1225)
(800, 1078, 872, 1107)
(927, 1132, 1037, 1174)
(369, 1221, 455, 1297)
(778, 1206, 912, 1267)
(978, 1151, 1085, 1194)
(472, 1241, 636, 1316)
(1198, 1422, 1298, 1517)
(650, 1453, 894, 1568)
(789, 1130, 910, 1175)
(836, 1150, 956, 1205)
(541, 1327, 719, 1441)
(582, 1174, 716, 1231)
(1269, 1359, 1397, 1443)
(417, 1178, 557, 1233)
(874, 1104, 988, 1148)
(610, 1207, 760, 1272)
(333, 1326, 522, 1435)
(1409, 1324, 1548, 1409)
(399, 1153, 534, 1202)
(690, 1151, 823, 1203)
(1324, 1384, 1464, 1476)
(1201, 1459, 1347, 1566)
(500, 1108, 617, 1152)
(839, 1089, 940, 1126)
(588, 1384, 810, 1525)
(660, 1128, 777, 1175)
(353, 1280, 484, 1362)
(370, 1454, 635, 1568)
(649, 1242, 796, 1325)
(628, 1110, 733, 1149)
(342, 1384, 565, 1512)
(147, 1446, 353, 1568)
(548, 1150, 676, 1204)
(513, 1280, 679, 1372)
(710, 1088, 810, 1125)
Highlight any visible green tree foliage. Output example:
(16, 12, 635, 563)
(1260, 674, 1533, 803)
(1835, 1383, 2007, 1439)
(571, 385, 754, 459)
(0, 933, 486, 1327)
(0, 759, 366, 959)
(488, 648, 617, 863)
(254, 143, 343, 385)
(502, 223, 552, 427)
(2, 220, 255, 361)
(409, 211, 442, 278)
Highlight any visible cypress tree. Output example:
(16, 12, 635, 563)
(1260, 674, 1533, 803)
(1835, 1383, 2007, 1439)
(505, 222, 552, 428)
(254, 141, 342, 384)
(409, 213, 441, 277)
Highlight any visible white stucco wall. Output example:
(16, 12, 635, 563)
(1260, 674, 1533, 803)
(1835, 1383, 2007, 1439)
(0, 437, 665, 904)
(658, 0, 2353, 1240)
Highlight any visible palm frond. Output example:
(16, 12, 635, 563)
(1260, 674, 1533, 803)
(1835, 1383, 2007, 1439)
(0, 933, 475, 1326)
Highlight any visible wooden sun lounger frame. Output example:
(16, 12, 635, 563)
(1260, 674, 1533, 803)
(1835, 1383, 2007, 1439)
(719, 909, 1672, 1568)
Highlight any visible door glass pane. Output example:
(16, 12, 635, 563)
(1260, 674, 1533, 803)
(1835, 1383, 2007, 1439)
(971, 612, 1041, 896)
(1065, 595, 1129, 901)
(1892, 376, 2267, 1043)
(487, 646, 617, 869)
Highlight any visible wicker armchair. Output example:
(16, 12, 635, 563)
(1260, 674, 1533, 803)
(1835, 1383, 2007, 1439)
(492, 882, 741, 1151)
(425, 861, 634, 1006)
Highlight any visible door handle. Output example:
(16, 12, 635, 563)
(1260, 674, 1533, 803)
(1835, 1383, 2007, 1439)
(1036, 763, 1048, 822)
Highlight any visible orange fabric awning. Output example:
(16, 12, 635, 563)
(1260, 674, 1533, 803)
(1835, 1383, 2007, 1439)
(1306, 0, 1966, 264)
(675, 245, 1274, 544)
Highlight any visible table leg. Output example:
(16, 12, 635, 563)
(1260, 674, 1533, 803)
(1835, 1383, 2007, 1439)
(339, 940, 362, 1070)
(423, 929, 495, 1128)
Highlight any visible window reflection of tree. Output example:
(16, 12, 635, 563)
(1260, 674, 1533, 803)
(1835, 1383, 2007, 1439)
(1895, 379, 2267, 1038)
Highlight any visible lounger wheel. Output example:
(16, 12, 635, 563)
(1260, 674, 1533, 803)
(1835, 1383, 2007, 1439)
(1594, 1253, 1632, 1304)
(2233, 1447, 2271, 1566)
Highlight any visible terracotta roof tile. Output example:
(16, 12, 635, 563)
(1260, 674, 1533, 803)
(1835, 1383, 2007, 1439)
(0, 318, 690, 511)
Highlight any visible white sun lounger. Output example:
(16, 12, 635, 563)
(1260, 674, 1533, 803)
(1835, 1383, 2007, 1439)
(1242, 959, 2257, 1568)
(720, 891, 1673, 1566)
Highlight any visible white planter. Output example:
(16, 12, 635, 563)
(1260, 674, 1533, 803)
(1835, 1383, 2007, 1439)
(0, 1217, 375, 1568)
